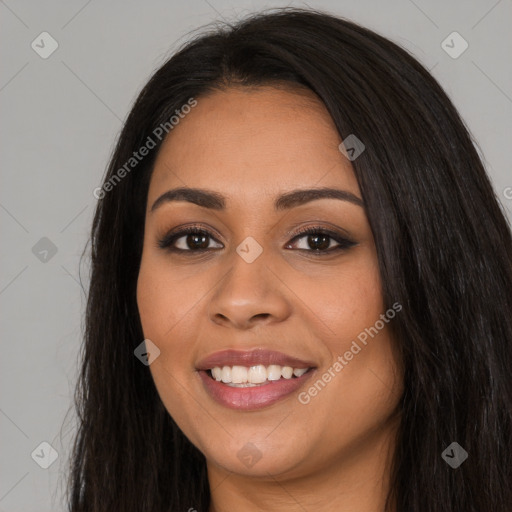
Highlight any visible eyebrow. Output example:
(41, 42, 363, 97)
(150, 186, 364, 213)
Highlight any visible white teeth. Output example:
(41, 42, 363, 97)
(281, 366, 293, 379)
(211, 367, 222, 381)
(208, 364, 310, 385)
(231, 365, 248, 384)
(248, 365, 267, 384)
(221, 366, 231, 383)
(267, 364, 282, 381)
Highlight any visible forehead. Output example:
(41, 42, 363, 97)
(148, 86, 360, 206)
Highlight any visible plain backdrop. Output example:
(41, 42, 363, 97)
(1, 1, 511, 510)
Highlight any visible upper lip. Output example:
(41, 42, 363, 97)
(196, 348, 316, 370)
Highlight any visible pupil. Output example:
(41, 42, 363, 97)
(308, 234, 329, 250)
(188, 233, 209, 249)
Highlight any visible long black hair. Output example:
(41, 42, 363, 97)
(66, 7, 512, 511)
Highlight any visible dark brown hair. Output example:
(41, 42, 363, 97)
(67, 7, 512, 511)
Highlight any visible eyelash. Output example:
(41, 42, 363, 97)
(157, 224, 357, 255)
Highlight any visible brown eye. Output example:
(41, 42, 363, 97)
(158, 227, 223, 252)
(285, 227, 357, 254)
(304, 233, 331, 251)
(180, 232, 210, 250)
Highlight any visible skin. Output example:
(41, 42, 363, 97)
(136, 86, 403, 512)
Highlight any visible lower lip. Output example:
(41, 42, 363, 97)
(198, 370, 315, 410)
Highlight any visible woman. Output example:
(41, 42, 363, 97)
(67, 8, 512, 511)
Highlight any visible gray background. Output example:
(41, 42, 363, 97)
(1, 1, 511, 510)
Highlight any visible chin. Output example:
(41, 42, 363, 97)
(202, 433, 311, 479)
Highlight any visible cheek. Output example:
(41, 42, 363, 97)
(311, 255, 402, 443)
(289, 250, 385, 345)
(136, 260, 207, 436)
(136, 257, 199, 397)
(136, 253, 201, 343)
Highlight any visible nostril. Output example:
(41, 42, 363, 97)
(253, 313, 270, 321)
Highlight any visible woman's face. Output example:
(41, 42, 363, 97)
(137, 86, 403, 481)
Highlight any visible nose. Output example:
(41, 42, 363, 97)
(207, 251, 292, 330)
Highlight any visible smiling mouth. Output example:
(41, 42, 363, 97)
(196, 348, 317, 409)
(207, 364, 312, 387)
